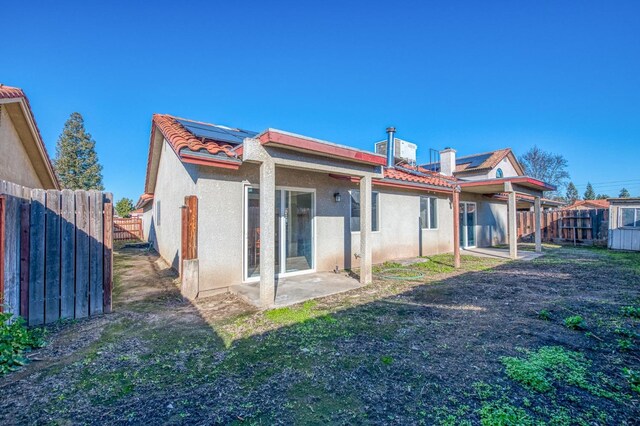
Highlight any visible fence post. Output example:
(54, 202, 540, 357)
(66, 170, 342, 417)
(103, 200, 113, 313)
(19, 202, 30, 318)
(0, 196, 5, 313)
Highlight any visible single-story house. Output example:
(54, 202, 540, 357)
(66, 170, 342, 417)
(0, 84, 59, 189)
(608, 198, 640, 251)
(138, 114, 554, 306)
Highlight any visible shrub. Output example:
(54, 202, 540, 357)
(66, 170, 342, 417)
(620, 306, 640, 319)
(0, 312, 46, 375)
(564, 315, 586, 330)
(538, 310, 551, 321)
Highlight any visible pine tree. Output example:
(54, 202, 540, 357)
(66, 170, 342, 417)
(619, 188, 631, 198)
(53, 112, 104, 190)
(566, 182, 579, 202)
(583, 182, 596, 200)
(115, 198, 134, 218)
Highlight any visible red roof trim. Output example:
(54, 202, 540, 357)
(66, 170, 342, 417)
(374, 179, 453, 194)
(459, 177, 555, 191)
(181, 153, 241, 170)
(258, 130, 387, 166)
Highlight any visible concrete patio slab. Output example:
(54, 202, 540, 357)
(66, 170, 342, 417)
(231, 272, 362, 308)
(462, 247, 544, 261)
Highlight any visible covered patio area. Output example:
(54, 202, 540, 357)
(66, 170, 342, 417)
(457, 177, 556, 260)
(231, 272, 363, 308)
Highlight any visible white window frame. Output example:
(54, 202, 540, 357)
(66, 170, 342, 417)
(420, 196, 439, 230)
(619, 207, 640, 228)
(349, 190, 380, 233)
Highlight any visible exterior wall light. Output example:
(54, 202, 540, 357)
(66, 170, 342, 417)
(334, 192, 341, 202)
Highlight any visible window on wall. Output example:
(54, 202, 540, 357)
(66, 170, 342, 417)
(620, 208, 640, 228)
(350, 190, 379, 232)
(496, 168, 504, 178)
(420, 196, 438, 229)
(155, 201, 161, 226)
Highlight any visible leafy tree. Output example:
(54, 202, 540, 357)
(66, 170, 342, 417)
(115, 198, 134, 218)
(596, 194, 610, 200)
(583, 182, 596, 200)
(619, 188, 631, 198)
(53, 112, 104, 190)
(519, 146, 570, 196)
(566, 182, 579, 202)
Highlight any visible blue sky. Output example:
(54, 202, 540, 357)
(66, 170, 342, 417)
(4, 1, 639, 201)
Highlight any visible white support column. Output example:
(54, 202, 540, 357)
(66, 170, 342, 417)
(259, 160, 276, 307)
(508, 191, 518, 259)
(534, 196, 542, 253)
(359, 175, 373, 284)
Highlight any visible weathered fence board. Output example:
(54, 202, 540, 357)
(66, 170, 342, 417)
(45, 190, 61, 323)
(75, 190, 90, 319)
(60, 190, 75, 319)
(28, 189, 46, 325)
(0, 180, 113, 324)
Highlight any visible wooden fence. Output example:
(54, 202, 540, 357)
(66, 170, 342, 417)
(517, 208, 608, 244)
(0, 180, 113, 325)
(114, 217, 143, 241)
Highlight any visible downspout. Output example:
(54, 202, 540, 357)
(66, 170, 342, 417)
(386, 127, 396, 168)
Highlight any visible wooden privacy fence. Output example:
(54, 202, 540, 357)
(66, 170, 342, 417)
(114, 217, 143, 241)
(517, 208, 609, 244)
(0, 180, 113, 325)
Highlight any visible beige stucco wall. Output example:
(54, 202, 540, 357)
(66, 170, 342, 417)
(0, 106, 44, 188)
(150, 139, 197, 270)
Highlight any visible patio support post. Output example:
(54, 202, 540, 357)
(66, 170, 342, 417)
(452, 188, 461, 268)
(359, 175, 373, 284)
(534, 196, 542, 253)
(508, 190, 518, 259)
(259, 160, 276, 307)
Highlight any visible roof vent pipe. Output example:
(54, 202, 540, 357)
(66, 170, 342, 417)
(386, 127, 396, 168)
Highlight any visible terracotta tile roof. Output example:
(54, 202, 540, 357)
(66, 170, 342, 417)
(152, 114, 238, 158)
(0, 84, 26, 99)
(135, 193, 154, 209)
(383, 166, 457, 189)
(561, 199, 609, 210)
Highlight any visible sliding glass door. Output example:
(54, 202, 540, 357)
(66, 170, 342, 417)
(459, 202, 477, 248)
(245, 187, 315, 280)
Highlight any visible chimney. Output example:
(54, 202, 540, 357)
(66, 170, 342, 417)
(440, 147, 456, 176)
(386, 127, 396, 168)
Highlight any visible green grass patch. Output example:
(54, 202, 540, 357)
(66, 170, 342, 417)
(264, 300, 329, 324)
(501, 346, 621, 400)
(564, 315, 586, 330)
(620, 305, 640, 319)
(538, 309, 552, 321)
(479, 401, 532, 426)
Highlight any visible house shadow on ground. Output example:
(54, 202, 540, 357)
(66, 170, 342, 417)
(1, 246, 638, 424)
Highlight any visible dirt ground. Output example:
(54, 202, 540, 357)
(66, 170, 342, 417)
(0, 245, 638, 425)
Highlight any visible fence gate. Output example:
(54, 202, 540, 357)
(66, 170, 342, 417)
(0, 180, 113, 325)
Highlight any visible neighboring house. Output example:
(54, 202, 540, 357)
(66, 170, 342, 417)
(138, 114, 553, 306)
(608, 198, 640, 251)
(424, 147, 561, 211)
(0, 84, 58, 189)
(562, 199, 610, 210)
(421, 147, 523, 180)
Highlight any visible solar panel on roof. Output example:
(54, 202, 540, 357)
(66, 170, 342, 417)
(176, 118, 258, 145)
(457, 153, 492, 168)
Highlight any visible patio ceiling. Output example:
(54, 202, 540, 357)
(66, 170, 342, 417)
(459, 176, 555, 196)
